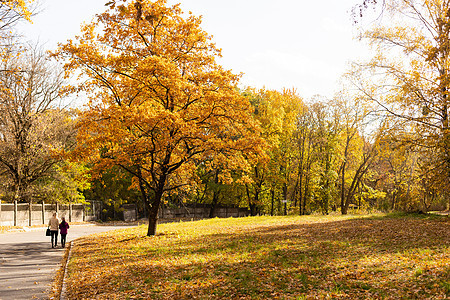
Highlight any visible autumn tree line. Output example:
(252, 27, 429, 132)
(0, 0, 448, 235)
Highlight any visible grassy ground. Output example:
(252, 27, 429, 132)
(64, 213, 449, 299)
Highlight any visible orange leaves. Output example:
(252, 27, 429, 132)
(53, 0, 266, 234)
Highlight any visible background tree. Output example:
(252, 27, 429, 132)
(353, 0, 450, 209)
(292, 99, 340, 215)
(0, 0, 35, 50)
(83, 165, 141, 220)
(333, 93, 378, 214)
(0, 46, 78, 203)
(194, 156, 247, 218)
(244, 88, 303, 216)
(56, 0, 264, 236)
(294, 104, 316, 215)
(312, 100, 340, 215)
(0, 0, 32, 30)
(374, 127, 419, 211)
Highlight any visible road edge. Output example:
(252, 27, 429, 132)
(56, 241, 73, 300)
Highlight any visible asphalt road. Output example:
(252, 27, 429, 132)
(0, 225, 136, 300)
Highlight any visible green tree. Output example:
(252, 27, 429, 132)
(245, 88, 303, 215)
(83, 165, 141, 219)
(293, 99, 340, 215)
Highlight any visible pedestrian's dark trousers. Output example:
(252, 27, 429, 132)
(50, 230, 58, 247)
(61, 234, 67, 248)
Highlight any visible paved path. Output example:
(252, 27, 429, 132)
(0, 225, 136, 300)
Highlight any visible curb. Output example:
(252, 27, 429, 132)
(59, 240, 74, 300)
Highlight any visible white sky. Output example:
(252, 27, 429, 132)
(17, 0, 371, 100)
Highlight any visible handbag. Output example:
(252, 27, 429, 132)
(46, 227, 51, 236)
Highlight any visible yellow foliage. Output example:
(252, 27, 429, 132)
(1, 0, 32, 22)
(53, 0, 265, 233)
(355, 0, 450, 193)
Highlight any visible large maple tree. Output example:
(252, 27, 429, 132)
(55, 0, 263, 235)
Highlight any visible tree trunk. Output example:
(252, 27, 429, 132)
(442, 102, 450, 210)
(340, 132, 353, 215)
(391, 190, 397, 210)
(270, 187, 275, 216)
(209, 190, 219, 218)
(249, 203, 257, 216)
(343, 154, 372, 215)
(340, 160, 347, 214)
(298, 171, 303, 215)
(28, 200, 32, 226)
(297, 126, 306, 215)
(209, 170, 220, 218)
(302, 175, 310, 215)
(147, 205, 159, 236)
(246, 183, 259, 216)
(136, 166, 166, 236)
(322, 153, 331, 215)
(253, 189, 260, 216)
(147, 188, 163, 236)
(292, 179, 299, 208)
(282, 183, 287, 215)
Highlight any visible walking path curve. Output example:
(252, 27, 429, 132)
(0, 224, 136, 300)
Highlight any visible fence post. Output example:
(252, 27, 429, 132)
(69, 203, 72, 222)
(14, 200, 17, 226)
(28, 201, 32, 226)
(42, 202, 45, 225)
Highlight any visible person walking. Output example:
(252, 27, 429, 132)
(48, 212, 59, 248)
(59, 217, 70, 248)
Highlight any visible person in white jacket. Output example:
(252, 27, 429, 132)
(48, 212, 59, 248)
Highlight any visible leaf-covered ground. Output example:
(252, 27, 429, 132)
(65, 214, 449, 299)
(0, 226, 14, 233)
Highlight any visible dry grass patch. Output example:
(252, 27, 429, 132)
(65, 214, 449, 299)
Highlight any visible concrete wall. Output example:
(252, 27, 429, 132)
(157, 206, 250, 220)
(1, 200, 249, 225)
(0, 203, 14, 226)
(122, 204, 137, 222)
(0, 201, 95, 226)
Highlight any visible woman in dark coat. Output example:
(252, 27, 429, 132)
(59, 217, 70, 248)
